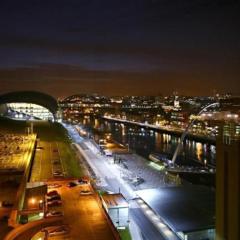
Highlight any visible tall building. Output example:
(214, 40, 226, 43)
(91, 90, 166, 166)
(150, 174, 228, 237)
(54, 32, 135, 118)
(216, 123, 240, 240)
(220, 97, 240, 111)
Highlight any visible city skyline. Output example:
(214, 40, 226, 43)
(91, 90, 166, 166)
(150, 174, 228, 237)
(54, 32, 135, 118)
(0, 0, 240, 97)
(0, 2, 239, 239)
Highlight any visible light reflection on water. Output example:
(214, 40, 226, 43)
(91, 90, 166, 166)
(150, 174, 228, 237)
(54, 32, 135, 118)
(196, 142, 203, 161)
(79, 117, 216, 166)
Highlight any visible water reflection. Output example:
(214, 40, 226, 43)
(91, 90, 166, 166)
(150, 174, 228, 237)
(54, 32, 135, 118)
(94, 118, 100, 129)
(196, 142, 203, 161)
(77, 117, 216, 166)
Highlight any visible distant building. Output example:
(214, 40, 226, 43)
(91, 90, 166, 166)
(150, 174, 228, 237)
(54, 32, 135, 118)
(170, 110, 188, 127)
(216, 123, 240, 240)
(174, 95, 180, 109)
(101, 193, 129, 228)
(220, 97, 240, 112)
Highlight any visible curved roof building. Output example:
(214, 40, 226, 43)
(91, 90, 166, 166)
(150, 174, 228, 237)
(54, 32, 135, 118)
(0, 91, 58, 114)
(0, 91, 58, 120)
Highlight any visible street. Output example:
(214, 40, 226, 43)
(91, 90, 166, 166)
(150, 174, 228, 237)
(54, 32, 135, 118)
(64, 124, 171, 240)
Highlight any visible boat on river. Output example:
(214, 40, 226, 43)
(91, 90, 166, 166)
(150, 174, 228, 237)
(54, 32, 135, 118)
(148, 153, 172, 166)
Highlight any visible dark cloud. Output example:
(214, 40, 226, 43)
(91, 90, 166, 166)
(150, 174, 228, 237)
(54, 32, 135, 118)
(0, 0, 239, 96)
(0, 63, 239, 97)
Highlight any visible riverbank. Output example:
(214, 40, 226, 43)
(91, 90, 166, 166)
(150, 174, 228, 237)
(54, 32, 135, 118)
(103, 116, 216, 144)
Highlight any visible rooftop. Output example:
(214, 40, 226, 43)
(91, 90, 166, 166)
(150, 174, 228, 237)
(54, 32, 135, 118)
(0, 133, 35, 172)
(136, 185, 215, 233)
(101, 193, 129, 209)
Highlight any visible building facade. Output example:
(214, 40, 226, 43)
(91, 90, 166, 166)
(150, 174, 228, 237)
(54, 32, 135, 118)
(216, 123, 240, 240)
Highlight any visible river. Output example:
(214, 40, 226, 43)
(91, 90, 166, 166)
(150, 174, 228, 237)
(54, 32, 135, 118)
(78, 117, 216, 167)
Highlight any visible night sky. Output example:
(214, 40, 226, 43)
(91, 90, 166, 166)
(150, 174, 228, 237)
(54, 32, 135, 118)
(0, 0, 239, 97)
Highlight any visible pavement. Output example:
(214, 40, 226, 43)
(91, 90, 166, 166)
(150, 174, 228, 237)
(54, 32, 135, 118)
(64, 124, 176, 240)
(117, 154, 170, 190)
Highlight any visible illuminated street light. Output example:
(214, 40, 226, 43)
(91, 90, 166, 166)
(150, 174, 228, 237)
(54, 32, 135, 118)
(39, 212, 44, 217)
(145, 209, 154, 216)
(30, 197, 36, 205)
(140, 204, 147, 209)
(157, 222, 166, 228)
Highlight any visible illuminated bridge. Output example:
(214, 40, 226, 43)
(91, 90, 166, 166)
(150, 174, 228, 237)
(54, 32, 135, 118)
(0, 91, 58, 121)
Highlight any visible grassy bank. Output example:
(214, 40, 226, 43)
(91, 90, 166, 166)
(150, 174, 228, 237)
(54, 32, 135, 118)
(118, 227, 132, 240)
(58, 141, 83, 178)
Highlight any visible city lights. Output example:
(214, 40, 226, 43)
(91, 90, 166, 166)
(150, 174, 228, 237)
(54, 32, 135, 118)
(0, 0, 239, 239)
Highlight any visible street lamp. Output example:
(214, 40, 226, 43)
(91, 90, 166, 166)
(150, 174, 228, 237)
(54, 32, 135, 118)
(126, 143, 129, 152)
(30, 197, 36, 205)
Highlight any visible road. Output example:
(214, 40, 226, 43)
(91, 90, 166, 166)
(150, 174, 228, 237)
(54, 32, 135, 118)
(64, 124, 169, 240)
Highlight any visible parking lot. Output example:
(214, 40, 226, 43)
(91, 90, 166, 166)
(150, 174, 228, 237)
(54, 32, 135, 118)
(30, 141, 64, 182)
(31, 180, 115, 240)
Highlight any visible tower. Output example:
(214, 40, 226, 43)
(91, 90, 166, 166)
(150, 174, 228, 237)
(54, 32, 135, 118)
(216, 122, 240, 240)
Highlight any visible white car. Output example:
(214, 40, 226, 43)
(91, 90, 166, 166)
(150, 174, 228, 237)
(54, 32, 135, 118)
(46, 211, 63, 217)
(80, 190, 93, 195)
(53, 171, 64, 177)
(48, 226, 69, 236)
(48, 183, 62, 189)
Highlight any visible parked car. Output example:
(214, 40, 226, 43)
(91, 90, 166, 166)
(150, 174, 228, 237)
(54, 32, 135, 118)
(53, 171, 64, 177)
(132, 177, 144, 186)
(47, 190, 58, 196)
(41, 225, 67, 234)
(80, 190, 92, 195)
(47, 200, 62, 207)
(67, 181, 77, 188)
(47, 195, 61, 201)
(36, 146, 44, 150)
(48, 226, 69, 236)
(78, 179, 88, 184)
(46, 211, 63, 217)
(48, 183, 62, 189)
